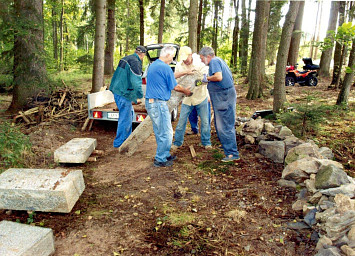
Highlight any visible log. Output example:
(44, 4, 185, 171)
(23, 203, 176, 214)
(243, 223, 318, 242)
(119, 72, 204, 156)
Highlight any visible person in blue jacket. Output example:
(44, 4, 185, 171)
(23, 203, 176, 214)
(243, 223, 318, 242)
(109, 46, 146, 148)
(199, 46, 240, 162)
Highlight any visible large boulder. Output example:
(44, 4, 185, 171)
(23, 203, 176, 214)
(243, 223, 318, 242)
(284, 136, 304, 155)
(285, 142, 323, 165)
(258, 140, 285, 163)
(325, 211, 355, 241)
(263, 122, 275, 133)
(282, 157, 320, 183)
(315, 164, 350, 190)
(242, 119, 264, 138)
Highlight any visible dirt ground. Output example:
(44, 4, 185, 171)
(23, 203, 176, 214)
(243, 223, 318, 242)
(0, 78, 354, 256)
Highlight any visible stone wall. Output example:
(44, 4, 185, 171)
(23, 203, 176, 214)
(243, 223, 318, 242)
(237, 117, 355, 256)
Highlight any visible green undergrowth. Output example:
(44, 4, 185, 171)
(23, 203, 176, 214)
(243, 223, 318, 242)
(0, 121, 32, 173)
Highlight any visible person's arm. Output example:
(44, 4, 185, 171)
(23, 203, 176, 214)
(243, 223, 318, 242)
(174, 69, 196, 79)
(174, 84, 193, 96)
(206, 72, 222, 82)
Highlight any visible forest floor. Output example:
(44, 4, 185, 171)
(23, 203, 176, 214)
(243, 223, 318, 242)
(0, 76, 354, 256)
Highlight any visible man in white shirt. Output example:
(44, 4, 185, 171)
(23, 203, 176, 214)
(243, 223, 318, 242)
(172, 46, 212, 150)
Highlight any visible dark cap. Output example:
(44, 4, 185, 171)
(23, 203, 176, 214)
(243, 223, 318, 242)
(136, 45, 146, 53)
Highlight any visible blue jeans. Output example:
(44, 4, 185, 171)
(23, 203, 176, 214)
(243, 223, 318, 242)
(174, 98, 211, 147)
(145, 99, 173, 162)
(210, 87, 239, 158)
(113, 94, 134, 148)
(188, 102, 212, 133)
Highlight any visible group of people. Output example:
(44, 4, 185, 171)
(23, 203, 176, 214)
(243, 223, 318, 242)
(109, 44, 240, 167)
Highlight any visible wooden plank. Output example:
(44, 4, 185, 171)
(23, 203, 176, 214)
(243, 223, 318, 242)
(119, 73, 202, 156)
(189, 145, 197, 158)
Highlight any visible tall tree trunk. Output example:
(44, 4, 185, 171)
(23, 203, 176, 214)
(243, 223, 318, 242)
(158, 0, 165, 44)
(139, 0, 144, 45)
(125, 0, 130, 54)
(310, 1, 321, 59)
(104, 0, 115, 75)
(247, 0, 270, 100)
(199, 0, 208, 51)
(59, 0, 64, 71)
(188, 0, 199, 52)
(212, 0, 219, 54)
(332, 1, 346, 85)
(259, 0, 270, 82)
(230, 0, 239, 67)
(91, 0, 106, 93)
(197, 0, 203, 52)
(52, 8, 58, 62)
(287, 0, 304, 66)
(9, 0, 47, 112)
(313, 1, 323, 60)
(336, 39, 355, 105)
(273, 1, 300, 113)
(239, 0, 247, 75)
(319, 1, 339, 78)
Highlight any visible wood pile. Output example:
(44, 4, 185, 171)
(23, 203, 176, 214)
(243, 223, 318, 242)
(13, 87, 88, 125)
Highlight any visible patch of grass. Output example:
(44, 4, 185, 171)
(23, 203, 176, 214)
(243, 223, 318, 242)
(168, 212, 195, 226)
(0, 121, 32, 173)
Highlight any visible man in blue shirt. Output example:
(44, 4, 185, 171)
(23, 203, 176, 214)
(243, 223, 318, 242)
(146, 46, 192, 167)
(110, 46, 146, 148)
(199, 46, 240, 162)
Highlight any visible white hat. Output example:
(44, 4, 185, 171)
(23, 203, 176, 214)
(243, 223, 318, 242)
(179, 46, 192, 61)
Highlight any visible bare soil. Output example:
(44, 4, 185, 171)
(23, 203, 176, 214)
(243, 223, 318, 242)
(0, 78, 354, 256)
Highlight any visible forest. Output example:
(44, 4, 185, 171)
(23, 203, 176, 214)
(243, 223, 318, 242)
(0, 0, 355, 255)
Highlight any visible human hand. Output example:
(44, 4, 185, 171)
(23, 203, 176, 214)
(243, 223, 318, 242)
(184, 86, 193, 97)
(186, 69, 196, 75)
(202, 74, 208, 83)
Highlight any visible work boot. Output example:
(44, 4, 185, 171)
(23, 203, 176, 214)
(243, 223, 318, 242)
(154, 159, 173, 167)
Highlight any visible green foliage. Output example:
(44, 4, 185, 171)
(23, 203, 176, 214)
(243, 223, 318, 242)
(276, 93, 350, 138)
(0, 121, 32, 173)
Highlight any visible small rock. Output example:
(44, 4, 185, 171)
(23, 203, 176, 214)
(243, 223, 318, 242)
(5, 210, 12, 215)
(292, 199, 308, 212)
(277, 179, 296, 189)
(304, 208, 318, 226)
(311, 231, 320, 242)
(315, 247, 341, 256)
(316, 235, 333, 251)
(303, 205, 316, 216)
(341, 245, 355, 256)
(287, 221, 310, 230)
(309, 192, 323, 204)
(305, 178, 317, 194)
(334, 194, 355, 214)
(263, 122, 275, 133)
(244, 135, 255, 144)
(316, 208, 336, 223)
(279, 126, 293, 137)
(348, 225, 355, 241)
(320, 184, 355, 198)
(319, 147, 334, 160)
(297, 188, 308, 200)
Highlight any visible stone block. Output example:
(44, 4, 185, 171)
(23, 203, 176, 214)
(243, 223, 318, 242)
(0, 168, 85, 213)
(258, 140, 285, 163)
(0, 220, 55, 256)
(54, 138, 97, 163)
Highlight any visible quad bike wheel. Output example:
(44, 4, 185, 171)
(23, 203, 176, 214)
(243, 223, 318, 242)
(285, 76, 295, 86)
(306, 76, 318, 86)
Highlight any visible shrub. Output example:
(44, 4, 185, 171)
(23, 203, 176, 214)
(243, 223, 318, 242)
(0, 121, 32, 173)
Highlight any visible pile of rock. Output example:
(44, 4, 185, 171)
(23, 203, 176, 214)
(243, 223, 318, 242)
(237, 117, 355, 256)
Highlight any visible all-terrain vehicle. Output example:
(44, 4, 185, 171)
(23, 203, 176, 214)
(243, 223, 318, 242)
(285, 58, 319, 87)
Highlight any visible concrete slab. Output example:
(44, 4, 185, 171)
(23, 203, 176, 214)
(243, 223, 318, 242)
(0, 168, 85, 213)
(0, 220, 55, 256)
(54, 138, 97, 163)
